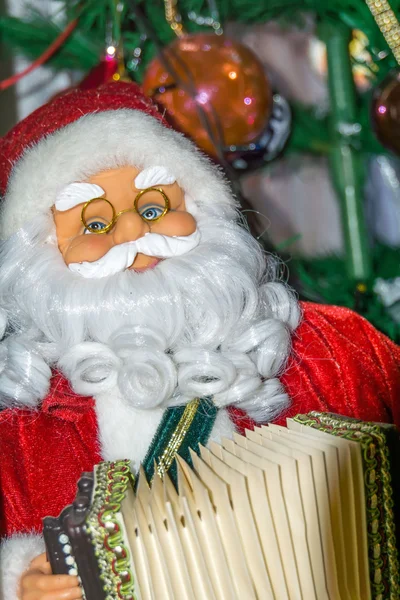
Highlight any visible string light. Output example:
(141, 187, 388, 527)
(128, 33, 148, 73)
(366, 0, 400, 64)
(164, 0, 223, 37)
(164, 0, 185, 37)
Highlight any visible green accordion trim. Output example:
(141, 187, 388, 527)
(84, 399, 218, 597)
(86, 460, 138, 600)
(293, 411, 400, 600)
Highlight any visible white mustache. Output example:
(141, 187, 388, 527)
(68, 229, 201, 279)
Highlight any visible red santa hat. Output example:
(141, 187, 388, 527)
(0, 82, 235, 240)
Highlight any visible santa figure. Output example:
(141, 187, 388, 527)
(0, 83, 399, 599)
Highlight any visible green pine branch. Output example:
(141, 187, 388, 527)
(292, 244, 400, 341)
(0, 13, 101, 70)
(1, 0, 399, 73)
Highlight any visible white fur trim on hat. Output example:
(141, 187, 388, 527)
(1, 110, 237, 240)
(0, 533, 45, 599)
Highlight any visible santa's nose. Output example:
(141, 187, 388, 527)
(111, 210, 150, 245)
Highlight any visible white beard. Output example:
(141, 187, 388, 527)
(0, 211, 300, 422)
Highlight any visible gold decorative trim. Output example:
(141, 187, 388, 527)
(294, 412, 400, 600)
(86, 461, 138, 599)
(154, 398, 200, 479)
(366, 0, 400, 64)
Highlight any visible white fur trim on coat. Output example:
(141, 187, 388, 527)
(1, 110, 237, 240)
(94, 390, 236, 465)
(0, 533, 45, 599)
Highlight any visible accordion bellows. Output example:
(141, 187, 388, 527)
(43, 412, 400, 600)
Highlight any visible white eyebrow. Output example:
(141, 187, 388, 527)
(134, 166, 176, 189)
(55, 183, 105, 212)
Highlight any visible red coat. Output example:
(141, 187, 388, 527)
(1, 303, 400, 539)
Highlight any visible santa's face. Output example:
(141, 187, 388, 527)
(0, 162, 298, 418)
(53, 165, 198, 276)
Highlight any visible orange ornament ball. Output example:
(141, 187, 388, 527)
(142, 33, 272, 157)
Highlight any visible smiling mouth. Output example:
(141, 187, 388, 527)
(131, 258, 162, 273)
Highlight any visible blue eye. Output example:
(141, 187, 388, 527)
(139, 205, 164, 221)
(84, 221, 108, 234)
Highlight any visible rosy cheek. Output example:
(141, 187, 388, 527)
(63, 234, 112, 265)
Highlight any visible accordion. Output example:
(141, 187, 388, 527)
(43, 412, 400, 600)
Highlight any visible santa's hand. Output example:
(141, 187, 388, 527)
(19, 553, 82, 599)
